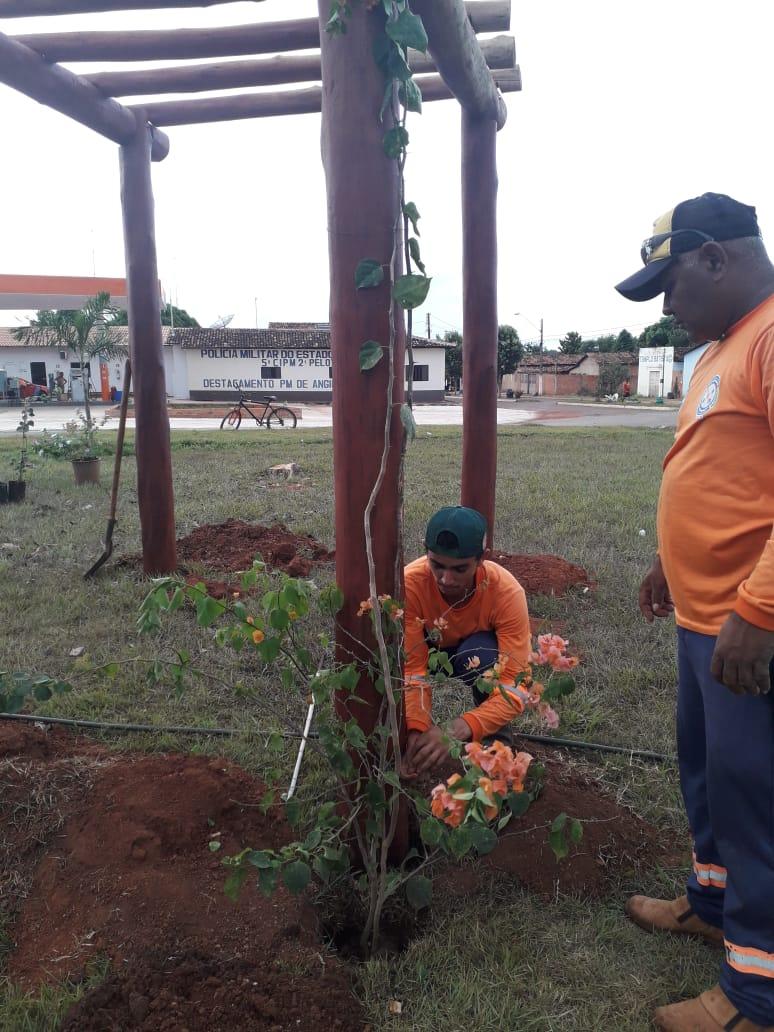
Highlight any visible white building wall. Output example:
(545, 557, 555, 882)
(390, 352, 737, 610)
(637, 346, 674, 397)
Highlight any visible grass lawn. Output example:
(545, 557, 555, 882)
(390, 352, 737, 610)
(0, 424, 718, 1030)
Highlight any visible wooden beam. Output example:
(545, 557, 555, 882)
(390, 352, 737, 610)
(131, 69, 519, 126)
(411, 0, 507, 128)
(0, 31, 169, 159)
(0, 0, 263, 13)
(15, 0, 508, 62)
(119, 118, 177, 575)
(87, 35, 515, 98)
(460, 109, 499, 540)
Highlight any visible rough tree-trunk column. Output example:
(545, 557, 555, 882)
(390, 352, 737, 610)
(461, 109, 498, 542)
(119, 116, 177, 574)
(317, 2, 405, 736)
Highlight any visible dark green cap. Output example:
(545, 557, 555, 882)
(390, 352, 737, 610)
(424, 506, 487, 558)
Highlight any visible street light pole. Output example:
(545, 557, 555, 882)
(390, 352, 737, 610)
(515, 311, 544, 396)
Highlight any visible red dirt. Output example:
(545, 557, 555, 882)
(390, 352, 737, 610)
(2, 723, 670, 1029)
(428, 743, 670, 899)
(493, 552, 594, 597)
(177, 519, 334, 581)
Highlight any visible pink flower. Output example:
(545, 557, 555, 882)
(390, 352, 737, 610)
(537, 702, 560, 729)
(465, 655, 481, 671)
(433, 616, 449, 631)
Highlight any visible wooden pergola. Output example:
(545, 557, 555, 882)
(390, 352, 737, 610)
(0, 0, 519, 727)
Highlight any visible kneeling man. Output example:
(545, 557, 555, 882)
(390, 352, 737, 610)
(402, 506, 531, 776)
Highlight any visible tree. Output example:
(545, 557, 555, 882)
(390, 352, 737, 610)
(638, 315, 690, 350)
(497, 324, 523, 389)
(585, 334, 617, 352)
(443, 330, 463, 388)
(616, 328, 635, 351)
(14, 292, 125, 451)
(597, 358, 629, 398)
(559, 330, 584, 354)
(112, 302, 199, 328)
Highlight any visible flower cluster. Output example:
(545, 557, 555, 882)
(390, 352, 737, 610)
(529, 633, 580, 672)
(357, 595, 403, 620)
(430, 741, 533, 828)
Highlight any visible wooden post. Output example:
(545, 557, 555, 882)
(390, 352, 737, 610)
(119, 117, 177, 574)
(317, 1, 405, 737)
(460, 109, 498, 542)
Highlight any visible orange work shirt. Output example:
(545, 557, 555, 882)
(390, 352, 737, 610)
(403, 557, 531, 740)
(657, 294, 774, 634)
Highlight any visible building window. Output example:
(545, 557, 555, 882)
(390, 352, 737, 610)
(406, 364, 429, 382)
(261, 366, 281, 379)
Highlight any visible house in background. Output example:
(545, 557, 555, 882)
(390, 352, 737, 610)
(506, 351, 640, 397)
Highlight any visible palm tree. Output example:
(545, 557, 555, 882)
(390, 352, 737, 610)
(14, 292, 126, 454)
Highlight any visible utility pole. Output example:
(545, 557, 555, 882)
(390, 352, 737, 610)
(539, 316, 544, 396)
(426, 312, 431, 340)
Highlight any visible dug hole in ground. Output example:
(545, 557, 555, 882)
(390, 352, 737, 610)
(2, 520, 668, 1031)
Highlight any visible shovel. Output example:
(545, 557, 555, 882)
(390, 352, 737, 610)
(84, 359, 131, 579)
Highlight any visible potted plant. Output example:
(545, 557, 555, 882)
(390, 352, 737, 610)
(34, 411, 108, 485)
(7, 401, 34, 502)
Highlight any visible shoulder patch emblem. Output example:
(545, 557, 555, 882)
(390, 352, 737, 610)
(696, 374, 720, 419)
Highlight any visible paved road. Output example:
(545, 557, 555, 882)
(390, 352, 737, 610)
(0, 400, 677, 435)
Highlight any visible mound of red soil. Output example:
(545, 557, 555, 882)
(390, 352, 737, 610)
(493, 552, 594, 597)
(60, 950, 362, 1032)
(4, 727, 315, 988)
(430, 743, 669, 899)
(177, 519, 334, 580)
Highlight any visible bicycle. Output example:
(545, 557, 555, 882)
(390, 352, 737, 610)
(219, 393, 298, 430)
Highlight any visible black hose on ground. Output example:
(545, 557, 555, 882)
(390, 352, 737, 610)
(0, 712, 673, 762)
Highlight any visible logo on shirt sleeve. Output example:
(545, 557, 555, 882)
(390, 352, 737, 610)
(696, 374, 721, 419)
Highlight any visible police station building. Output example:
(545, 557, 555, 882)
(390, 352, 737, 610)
(1, 322, 450, 404)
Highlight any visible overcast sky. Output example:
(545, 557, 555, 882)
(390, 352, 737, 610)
(2, 0, 773, 346)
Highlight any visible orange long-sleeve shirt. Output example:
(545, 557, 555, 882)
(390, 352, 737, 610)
(403, 557, 531, 740)
(657, 294, 774, 634)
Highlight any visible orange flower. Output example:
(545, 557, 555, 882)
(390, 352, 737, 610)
(288, 607, 298, 621)
(252, 629, 265, 644)
(246, 616, 255, 625)
(357, 599, 373, 617)
(433, 616, 449, 631)
(465, 655, 481, 671)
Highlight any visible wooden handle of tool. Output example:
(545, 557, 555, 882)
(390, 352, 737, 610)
(108, 360, 132, 521)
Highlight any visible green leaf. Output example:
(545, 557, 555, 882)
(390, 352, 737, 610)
(403, 201, 421, 236)
(304, 827, 322, 850)
(408, 237, 425, 275)
(258, 636, 281, 662)
(33, 683, 52, 702)
(551, 812, 568, 833)
(208, 839, 222, 852)
(359, 340, 384, 371)
(405, 874, 433, 910)
(355, 259, 385, 289)
(320, 584, 345, 615)
(386, 7, 428, 51)
(258, 865, 279, 897)
(449, 823, 474, 859)
(383, 770, 402, 790)
(282, 860, 312, 894)
(549, 828, 569, 862)
(247, 849, 274, 869)
(469, 823, 498, 856)
(399, 76, 423, 114)
(284, 797, 301, 826)
(420, 818, 443, 848)
(383, 125, 409, 159)
(195, 594, 223, 628)
(400, 403, 416, 442)
(224, 866, 249, 902)
(270, 608, 290, 631)
(507, 791, 531, 817)
(569, 818, 584, 845)
(393, 274, 431, 310)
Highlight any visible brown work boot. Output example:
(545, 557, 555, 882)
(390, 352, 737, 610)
(626, 894, 724, 946)
(654, 985, 774, 1031)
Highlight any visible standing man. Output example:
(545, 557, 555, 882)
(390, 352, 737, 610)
(616, 193, 774, 1032)
(401, 506, 531, 777)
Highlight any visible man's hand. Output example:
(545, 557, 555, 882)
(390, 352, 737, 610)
(400, 720, 472, 779)
(710, 612, 774, 695)
(639, 555, 675, 623)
